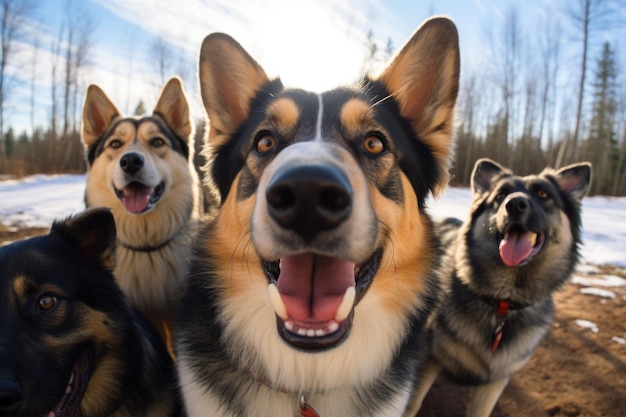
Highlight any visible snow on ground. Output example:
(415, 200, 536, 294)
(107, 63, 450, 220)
(1, 174, 625, 268)
(575, 319, 600, 333)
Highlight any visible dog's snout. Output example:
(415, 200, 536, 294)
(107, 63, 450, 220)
(0, 378, 21, 411)
(505, 196, 528, 216)
(120, 152, 144, 175)
(266, 164, 353, 242)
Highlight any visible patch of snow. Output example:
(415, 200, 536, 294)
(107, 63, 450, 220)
(575, 319, 599, 333)
(572, 275, 626, 288)
(579, 287, 616, 298)
(612, 336, 626, 345)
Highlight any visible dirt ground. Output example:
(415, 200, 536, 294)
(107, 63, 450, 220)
(2, 227, 625, 417)
(417, 263, 626, 417)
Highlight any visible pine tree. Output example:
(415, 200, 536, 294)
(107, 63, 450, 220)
(584, 42, 618, 194)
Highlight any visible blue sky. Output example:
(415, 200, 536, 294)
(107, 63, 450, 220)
(5, 0, 626, 135)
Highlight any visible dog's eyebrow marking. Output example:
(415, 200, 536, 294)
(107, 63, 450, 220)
(315, 94, 323, 142)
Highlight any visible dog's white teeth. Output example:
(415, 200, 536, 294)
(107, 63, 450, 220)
(268, 283, 289, 320)
(335, 286, 356, 322)
(284, 320, 340, 337)
(529, 233, 537, 246)
(64, 371, 75, 395)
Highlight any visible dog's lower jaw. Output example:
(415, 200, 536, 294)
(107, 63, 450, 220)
(114, 180, 165, 214)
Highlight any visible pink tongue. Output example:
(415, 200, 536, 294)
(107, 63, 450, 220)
(121, 185, 152, 213)
(276, 253, 355, 322)
(499, 230, 534, 267)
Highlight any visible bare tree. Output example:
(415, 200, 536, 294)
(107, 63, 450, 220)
(50, 24, 63, 142)
(537, 18, 562, 165)
(151, 35, 173, 87)
(0, 0, 32, 168)
(484, 6, 522, 166)
(562, 0, 621, 166)
(61, 0, 92, 138)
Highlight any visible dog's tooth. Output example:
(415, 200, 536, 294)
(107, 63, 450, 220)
(297, 328, 307, 336)
(529, 233, 537, 246)
(335, 286, 356, 322)
(268, 283, 289, 320)
(315, 329, 326, 337)
(328, 321, 339, 333)
(69, 371, 75, 385)
(65, 384, 72, 395)
(306, 329, 316, 337)
(284, 321, 295, 332)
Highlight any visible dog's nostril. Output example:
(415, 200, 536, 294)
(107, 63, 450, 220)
(320, 186, 351, 212)
(266, 185, 295, 211)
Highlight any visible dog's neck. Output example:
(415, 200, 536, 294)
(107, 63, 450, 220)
(117, 229, 180, 252)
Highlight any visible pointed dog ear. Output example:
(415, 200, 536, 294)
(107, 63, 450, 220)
(154, 77, 193, 143)
(198, 33, 272, 147)
(471, 158, 508, 196)
(51, 208, 117, 272)
(81, 85, 122, 147)
(554, 162, 592, 202)
(377, 17, 460, 195)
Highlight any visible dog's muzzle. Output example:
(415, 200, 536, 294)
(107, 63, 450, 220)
(259, 163, 380, 351)
(498, 195, 546, 267)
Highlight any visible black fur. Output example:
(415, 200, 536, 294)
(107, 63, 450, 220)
(0, 209, 182, 417)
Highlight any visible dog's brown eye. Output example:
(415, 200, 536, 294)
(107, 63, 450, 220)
(37, 294, 57, 311)
(150, 137, 165, 147)
(537, 189, 548, 199)
(109, 139, 122, 149)
(495, 192, 506, 202)
(363, 135, 385, 154)
(256, 135, 276, 153)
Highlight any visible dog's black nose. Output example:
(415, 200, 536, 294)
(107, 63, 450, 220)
(266, 164, 353, 242)
(0, 379, 21, 411)
(120, 152, 144, 175)
(505, 196, 528, 216)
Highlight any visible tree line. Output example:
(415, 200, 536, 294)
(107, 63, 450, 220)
(0, 0, 625, 196)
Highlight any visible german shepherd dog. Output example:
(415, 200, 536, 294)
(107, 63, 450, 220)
(0, 209, 181, 417)
(176, 17, 460, 417)
(81, 77, 205, 343)
(412, 158, 592, 417)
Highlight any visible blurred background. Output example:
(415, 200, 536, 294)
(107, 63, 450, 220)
(0, 0, 624, 195)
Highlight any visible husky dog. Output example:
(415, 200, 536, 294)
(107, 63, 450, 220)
(176, 17, 461, 417)
(412, 158, 592, 417)
(0, 209, 181, 417)
(81, 78, 205, 343)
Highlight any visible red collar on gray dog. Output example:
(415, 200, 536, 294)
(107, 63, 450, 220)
(487, 298, 530, 352)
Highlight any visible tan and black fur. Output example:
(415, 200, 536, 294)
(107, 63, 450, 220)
(0, 209, 181, 417)
(81, 78, 205, 343)
(412, 158, 592, 417)
(176, 17, 460, 417)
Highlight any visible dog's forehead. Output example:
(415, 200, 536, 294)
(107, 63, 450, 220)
(494, 175, 557, 194)
(267, 87, 372, 141)
(110, 119, 139, 139)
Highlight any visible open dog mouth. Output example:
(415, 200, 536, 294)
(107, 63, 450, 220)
(114, 181, 165, 214)
(45, 350, 93, 417)
(263, 249, 381, 351)
(498, 226, 545, 267)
